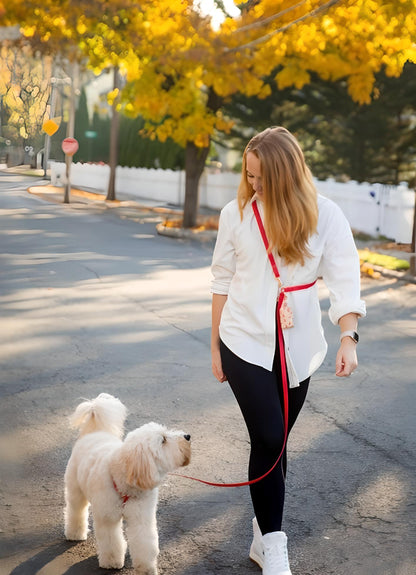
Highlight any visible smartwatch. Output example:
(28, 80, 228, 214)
(340, 330, 359, 344)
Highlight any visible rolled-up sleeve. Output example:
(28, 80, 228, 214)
(211, 205, 237, 295)
(319, 203, 366, 325)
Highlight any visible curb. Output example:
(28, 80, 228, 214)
(27, 185, 187, 215)
(371, 263, 416, 285)
(156, 222, 217, 242)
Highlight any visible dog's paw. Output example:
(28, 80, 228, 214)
(99, 558, 125, 570)
(132, 563, 157, 575)
(65, 529, 88, 541)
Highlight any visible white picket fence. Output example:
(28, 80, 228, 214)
(50, 161, 415, 243)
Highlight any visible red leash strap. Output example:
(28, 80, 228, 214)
(172, 344, 287, 488)
(252, 199, 280, 279)
(172, 200, 314, 488)
(252, 200, 317, 296)
(172, 347, 287, 488)
(113, 479, 130, 505)
(172, 260, 288, 485)
(251, 199, 316, 450)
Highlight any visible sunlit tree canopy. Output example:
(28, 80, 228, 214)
(2, 0, 415, 148)
(2, 0, 415, 225)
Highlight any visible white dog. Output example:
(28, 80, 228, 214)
(64, 393, 191, 574)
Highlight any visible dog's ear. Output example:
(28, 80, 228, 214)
(125, 443, 159, 490)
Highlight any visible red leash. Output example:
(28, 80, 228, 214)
(113, 479, 130, 505)
(173, 201, 315, 488)
(172, 288, 289, 488)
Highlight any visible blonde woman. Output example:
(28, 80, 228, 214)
(211, 127, 366, 575)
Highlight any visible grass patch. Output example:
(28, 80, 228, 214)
(358, 249, 410, 271)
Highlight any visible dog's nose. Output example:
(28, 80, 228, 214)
(184, 434, 191, 441)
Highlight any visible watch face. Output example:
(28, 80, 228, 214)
(341, 331, 359, 343)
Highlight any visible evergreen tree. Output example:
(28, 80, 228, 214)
(91, 107, 110, 163)
(74, 88, 90, 162)
(223, 63, 416, 186)
(49, 120, 67, 163)
(118, 115, 184, 170)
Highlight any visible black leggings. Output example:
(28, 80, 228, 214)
(220, 340, 309, 535)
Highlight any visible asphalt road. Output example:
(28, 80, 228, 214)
(0, 172, 415, 575)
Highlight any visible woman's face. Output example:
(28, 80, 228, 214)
(246, 152, 264, 198)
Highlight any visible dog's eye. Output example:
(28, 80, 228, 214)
(161, 435, 167, 444)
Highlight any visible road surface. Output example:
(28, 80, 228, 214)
(0, 172, 415, 575)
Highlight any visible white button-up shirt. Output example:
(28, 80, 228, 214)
(211, 195, 366, 387)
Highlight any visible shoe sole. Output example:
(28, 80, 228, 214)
(249, 547, 264, 569)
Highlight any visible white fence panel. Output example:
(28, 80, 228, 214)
(50, 162, 414, 243)
(200, 171, 239, 209)
(116, 166, 185, 205)
(379, 185, 414, 244)
(316, 180, 382, 237)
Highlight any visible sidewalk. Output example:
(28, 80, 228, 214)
(27, 183, 220, 241)
(26, 179, 416, 284)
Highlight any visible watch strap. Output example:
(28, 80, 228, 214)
(340, 330, 359, 343)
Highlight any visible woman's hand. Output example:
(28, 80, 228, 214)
(212, 346, 227, 382)
(335, 337, 358, 377)
(211, 294, 228, 382)
(336, 312, 359, 377)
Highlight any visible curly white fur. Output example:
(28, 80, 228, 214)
(64, 393, 191, 574)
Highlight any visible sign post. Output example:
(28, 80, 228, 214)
(42, 116, 61, 176)
(61, 138, 79, 204)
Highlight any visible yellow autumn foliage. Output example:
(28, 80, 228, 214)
(1, 0, 415, 146)
(0, 45, 52, 142)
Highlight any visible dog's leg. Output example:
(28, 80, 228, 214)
(125, 498, 159, 575)
(93, 513, 127, 570)
(126, 523, 159, 575)
(64, 483, 89, 541)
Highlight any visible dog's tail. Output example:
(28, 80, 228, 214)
(69, 393, 127, 438)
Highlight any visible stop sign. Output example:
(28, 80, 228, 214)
(62, 137, 79, 156)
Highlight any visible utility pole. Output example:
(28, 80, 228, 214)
(63, 61, 79, 203)
(43, 77, 59, 177)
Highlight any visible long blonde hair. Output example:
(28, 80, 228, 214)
(238, 126, 318, 266)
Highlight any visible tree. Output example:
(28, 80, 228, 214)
(2, 0, 415, 222)
(118, 115, 185, 169)
(107, 66, 120, 201)
(1, 0, 112, 195)
(91, 107, 110, 163)
(0, 45, 52, 154)
(118, 0, 416, 225)
(74, 87, 90, 162)
(223, 62, 416, 186)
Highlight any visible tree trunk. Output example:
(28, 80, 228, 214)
(183, 141, 210, 228)
(410, 190, 416, 276)
(106, 66, 120, 202)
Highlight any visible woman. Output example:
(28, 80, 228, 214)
(211, 127, 366, 575)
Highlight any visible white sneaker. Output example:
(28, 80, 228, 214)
(262, 531, 292, 575)
(249, 517, 264, 568)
